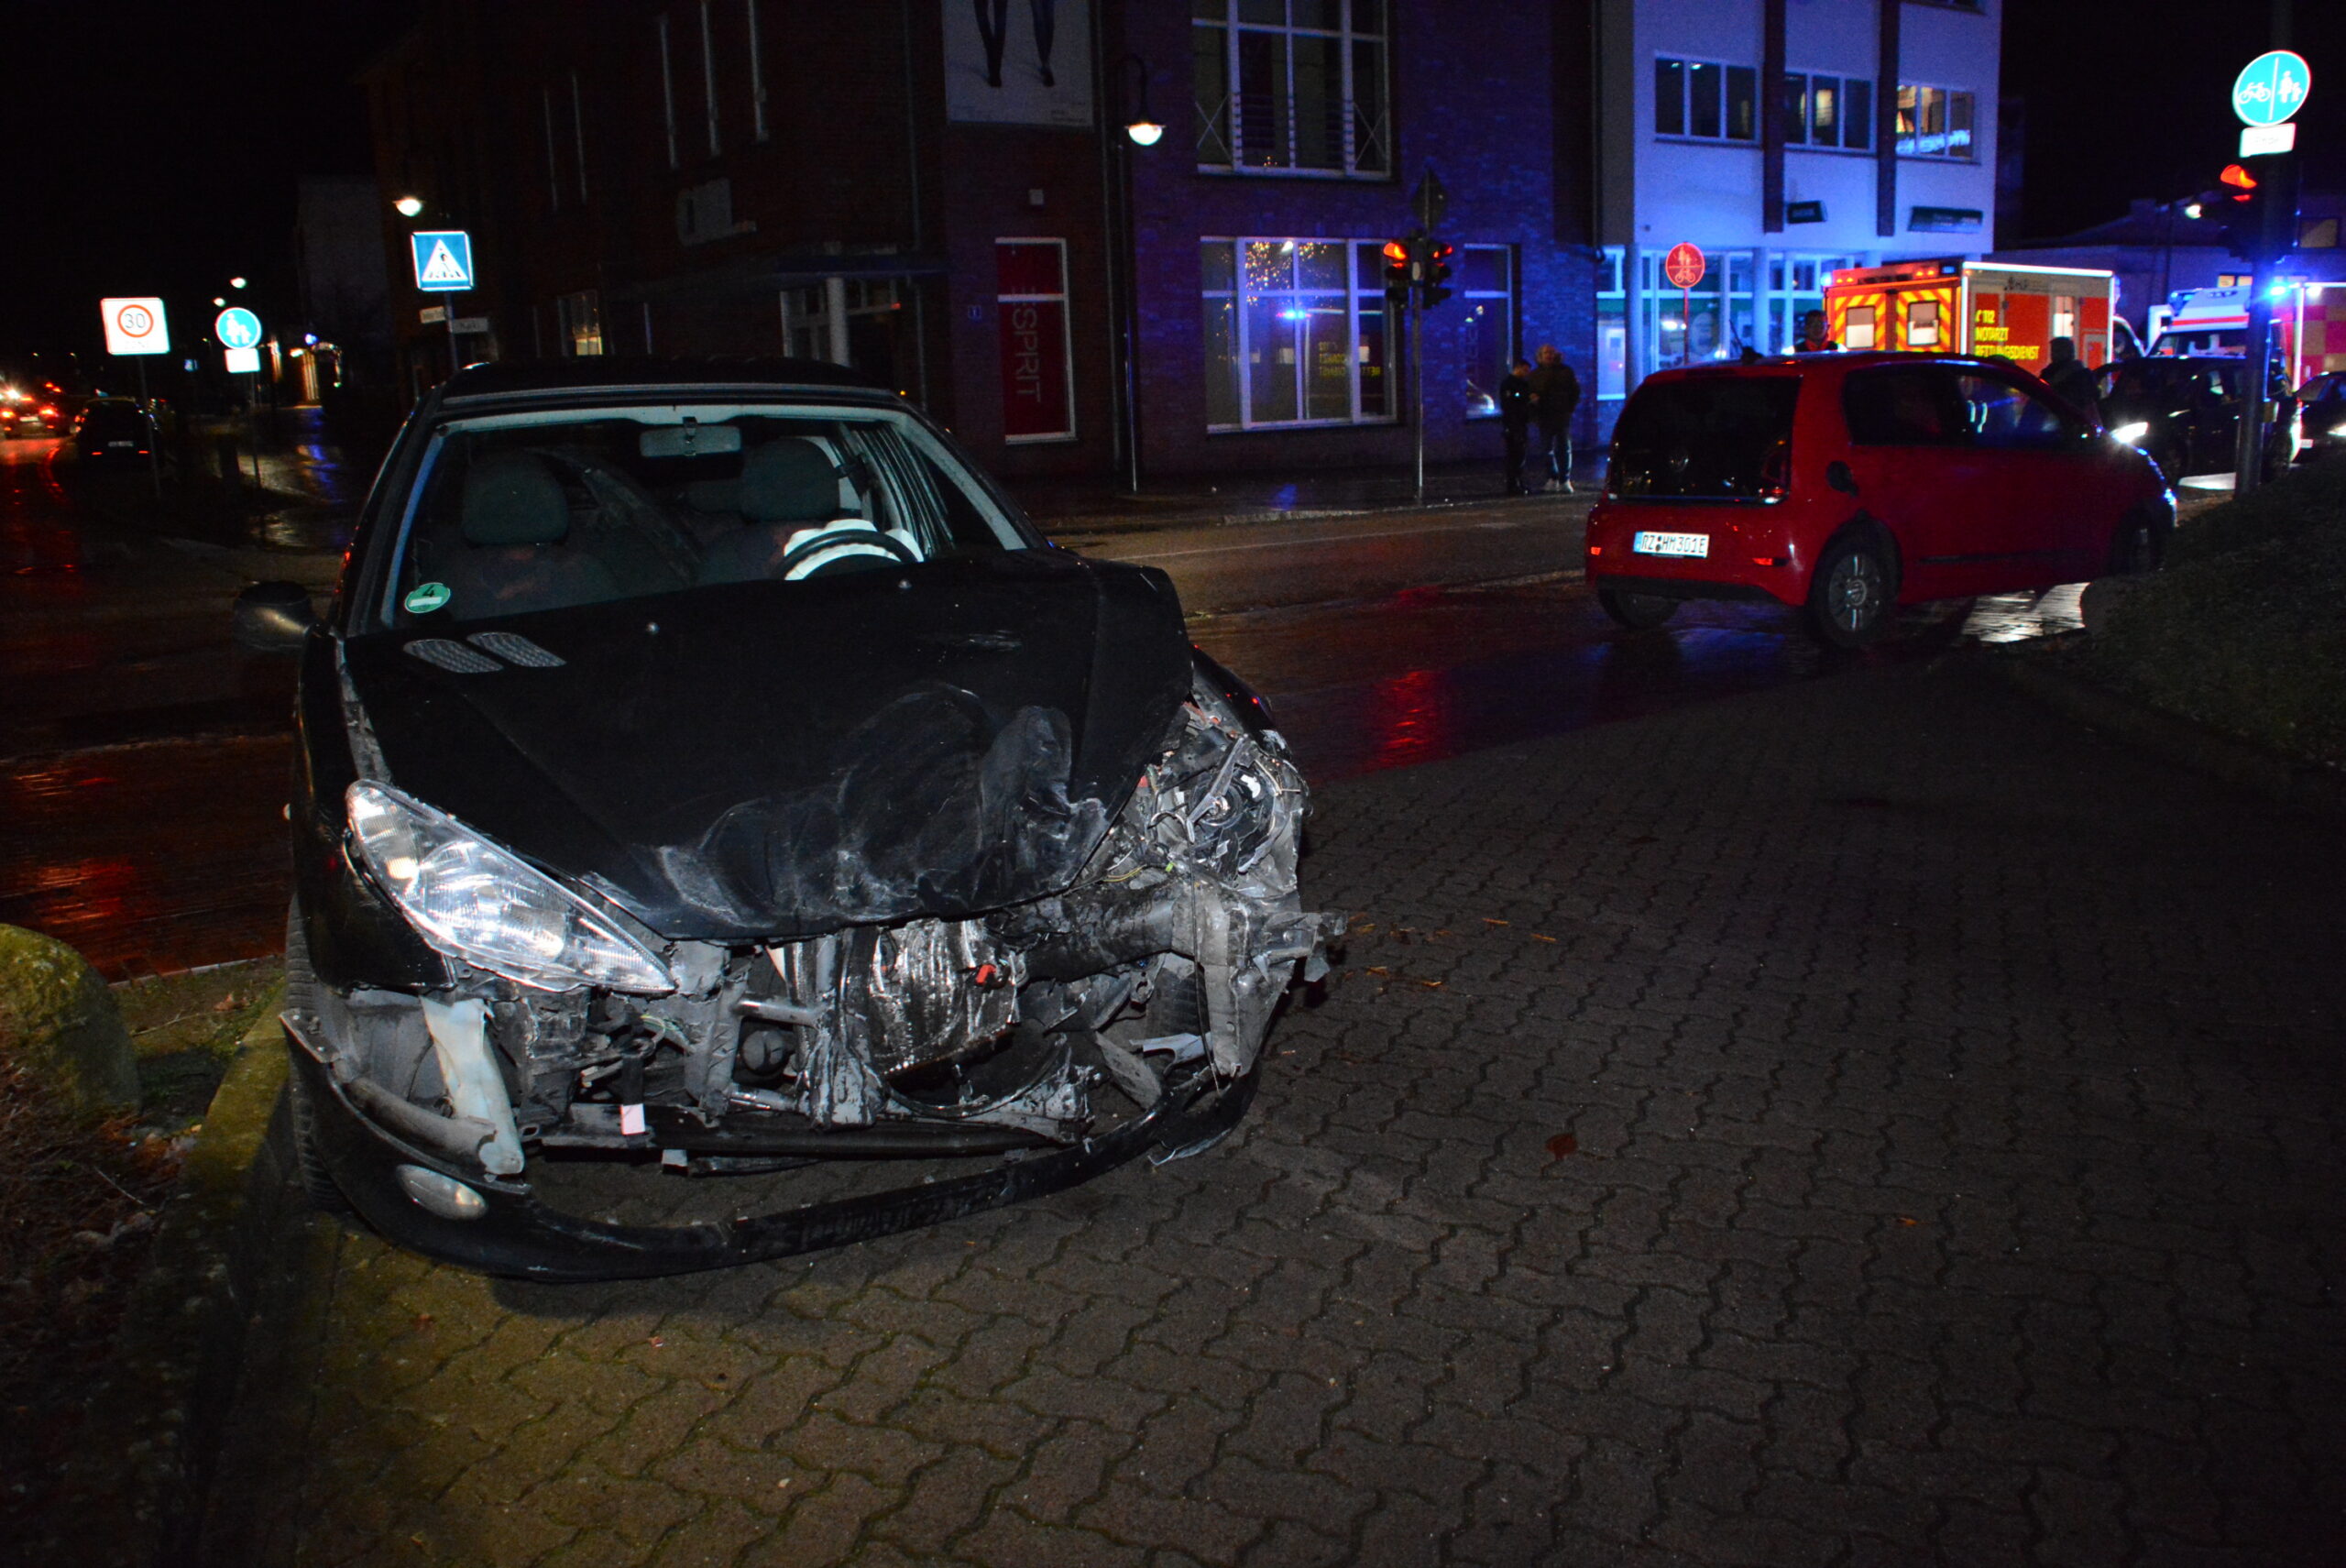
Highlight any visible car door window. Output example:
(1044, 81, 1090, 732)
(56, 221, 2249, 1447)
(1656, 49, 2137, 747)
(1952, 373, 2075, 451)
(1844, 365, 1963, 444)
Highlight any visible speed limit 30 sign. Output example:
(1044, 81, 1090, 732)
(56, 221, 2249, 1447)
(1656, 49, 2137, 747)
(101, 297, 172, 356)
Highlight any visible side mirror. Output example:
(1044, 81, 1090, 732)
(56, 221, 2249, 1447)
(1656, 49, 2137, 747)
(1825, 460, 1858, 496)
(234, 580, 318, 653)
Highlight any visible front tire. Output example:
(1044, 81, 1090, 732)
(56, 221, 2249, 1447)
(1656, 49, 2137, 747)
(2106, 508, 2166, 576)
(1596, 587, 1679, 630)
(283, 901, 350, 1213)
(1805, 533, 1898, 648)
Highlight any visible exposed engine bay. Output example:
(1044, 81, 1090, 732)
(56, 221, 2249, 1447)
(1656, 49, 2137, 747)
(291, 681, 1334, 1184)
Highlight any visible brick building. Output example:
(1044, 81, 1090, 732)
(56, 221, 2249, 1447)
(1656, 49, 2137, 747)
(362, 0, 1606, 482)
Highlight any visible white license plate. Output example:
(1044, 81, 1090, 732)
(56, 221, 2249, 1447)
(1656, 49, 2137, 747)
(1631, 531, 1709, 558)
(106, 441, 136, 449)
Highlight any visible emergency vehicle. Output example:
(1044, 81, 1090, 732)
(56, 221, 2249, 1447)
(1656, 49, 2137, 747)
(2147, 281, 2346, 386)
(1821, 259, 2121, 370)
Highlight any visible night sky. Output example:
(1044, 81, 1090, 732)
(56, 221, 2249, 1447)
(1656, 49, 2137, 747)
(0, 2, 2332, 362)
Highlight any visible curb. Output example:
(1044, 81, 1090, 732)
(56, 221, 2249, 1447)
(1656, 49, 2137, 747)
(1990, 647, 2346, 818)
(40, 991, 293, 1568)
(1033, 489, 1591, 541)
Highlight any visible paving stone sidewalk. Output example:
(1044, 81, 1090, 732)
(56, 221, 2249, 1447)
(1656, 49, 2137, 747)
(198, 659, 2346, 1566)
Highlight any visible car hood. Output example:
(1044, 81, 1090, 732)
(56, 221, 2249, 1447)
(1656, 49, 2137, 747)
(342, 551, 1193, 941)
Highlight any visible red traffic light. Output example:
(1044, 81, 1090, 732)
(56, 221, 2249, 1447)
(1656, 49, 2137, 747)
(1428, 243, 1455, 262)
(1381, 239, 1410, 263)
(2220, 162, 2259, 200)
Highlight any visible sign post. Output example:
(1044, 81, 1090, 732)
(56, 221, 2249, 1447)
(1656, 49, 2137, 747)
(216, 307, 268, 491)
(1663, 244, 1707, 367)
(410, 230, 477, 378)
(99, 298, 170, 500)
(1406, 170, 1445, 504)
(2231, 49, 2309, 497)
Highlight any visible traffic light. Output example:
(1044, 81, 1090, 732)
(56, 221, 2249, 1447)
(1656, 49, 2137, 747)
(2217, 155, 2300, 261)
(1419, 243, 1455, 310)
(1381, 239, 1413, 306)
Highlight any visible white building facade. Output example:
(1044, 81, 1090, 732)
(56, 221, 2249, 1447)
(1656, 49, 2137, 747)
(1593, 0, 2001, 431)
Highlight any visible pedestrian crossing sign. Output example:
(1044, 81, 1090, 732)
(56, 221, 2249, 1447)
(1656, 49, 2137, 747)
(411, 230, 475, 292)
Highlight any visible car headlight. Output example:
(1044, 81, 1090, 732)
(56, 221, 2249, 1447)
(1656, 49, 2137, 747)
(345, 782, 674, 994)
(2110, 422, 2150, 446)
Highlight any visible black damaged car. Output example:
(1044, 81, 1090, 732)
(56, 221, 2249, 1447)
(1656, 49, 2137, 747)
(235, 359, 1336, 1280)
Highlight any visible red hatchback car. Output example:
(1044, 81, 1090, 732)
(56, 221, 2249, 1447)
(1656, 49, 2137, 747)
(1584, 353, 2175, 646)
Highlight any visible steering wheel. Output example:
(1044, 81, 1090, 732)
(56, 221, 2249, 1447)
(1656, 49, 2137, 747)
(778, 523, 920, 581)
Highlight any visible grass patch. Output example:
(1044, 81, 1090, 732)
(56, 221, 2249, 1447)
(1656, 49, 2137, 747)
(2086, 456, 2346, 772)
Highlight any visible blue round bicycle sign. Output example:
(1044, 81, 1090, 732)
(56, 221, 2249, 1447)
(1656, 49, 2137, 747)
(214, 306, 264, 350)
(2232, 49, 2310, 127)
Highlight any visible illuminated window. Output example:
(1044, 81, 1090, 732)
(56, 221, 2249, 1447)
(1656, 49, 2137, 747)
(1193, 1, 1389, 177)
(1896, 84, 1976, 159)
(1781, 71, 1872, 150)
(1597, 247, 1627, 401)
(1200, 238, 1395, 430)
(1656, 56, 1759, 142)
(556, 291, 604, 356)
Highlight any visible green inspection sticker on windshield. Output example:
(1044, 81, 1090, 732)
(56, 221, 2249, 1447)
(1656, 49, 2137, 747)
(404, 582, 452, 614)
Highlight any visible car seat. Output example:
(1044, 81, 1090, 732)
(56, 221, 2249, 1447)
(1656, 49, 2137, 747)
(696, 438, 858, 584)
(433, 452, 620, 617)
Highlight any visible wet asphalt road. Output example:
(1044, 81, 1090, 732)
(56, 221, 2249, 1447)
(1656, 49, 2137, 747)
(0, 440, 2083, 979)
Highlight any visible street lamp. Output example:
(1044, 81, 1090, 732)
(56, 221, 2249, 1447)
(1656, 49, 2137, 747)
(1105, 54, 1161, 493)
(394, 194, 425, 218)
(228, 276, 247, 291)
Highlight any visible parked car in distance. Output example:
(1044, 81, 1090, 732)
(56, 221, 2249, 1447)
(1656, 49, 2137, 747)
(68, 397, 156, 462)
(232, 357, 1335, 1281)
(1586, 353, 2175, 647)
(2095, 356, 2292, 481)
(2295, 371, 2346, 464)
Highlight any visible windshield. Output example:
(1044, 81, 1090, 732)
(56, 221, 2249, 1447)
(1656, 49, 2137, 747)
(1608, 377, 1801, 499)
(375, 401, 1028, 627)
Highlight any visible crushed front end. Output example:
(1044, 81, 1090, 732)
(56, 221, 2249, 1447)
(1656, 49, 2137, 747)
(288, 677, 1336, 1280)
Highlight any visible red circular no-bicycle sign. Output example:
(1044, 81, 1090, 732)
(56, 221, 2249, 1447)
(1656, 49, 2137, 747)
(115, 303, 156, 338)
(1663, 242, 1706, 290)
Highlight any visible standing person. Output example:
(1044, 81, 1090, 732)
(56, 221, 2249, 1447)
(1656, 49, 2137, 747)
(2040, 335, 2100, 422)
(1497, 358, 1534, 494)
(1794, 310, 1838, 353)
(1526, 345, 1581, 493)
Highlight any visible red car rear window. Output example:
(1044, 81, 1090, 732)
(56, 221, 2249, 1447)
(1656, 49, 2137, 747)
(1609, 377, 1801, 499)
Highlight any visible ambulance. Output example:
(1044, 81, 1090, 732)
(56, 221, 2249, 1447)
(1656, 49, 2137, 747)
(1821, 259, 2124, 370)
(2147, 281, 2346, 386)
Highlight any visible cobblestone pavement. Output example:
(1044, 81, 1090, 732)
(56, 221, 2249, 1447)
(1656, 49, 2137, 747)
(201, 659, 2346, 1565)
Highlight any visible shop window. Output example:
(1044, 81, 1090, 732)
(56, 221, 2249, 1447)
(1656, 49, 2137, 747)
(1896, 84, 1976, 159)
(1460, 247, 1517, 418)
(1656, 56, 1758, 143)
(1194, 0, 1388, 178)
(1597, 247, 1627, 401)
(1200, 236, 1394, 430)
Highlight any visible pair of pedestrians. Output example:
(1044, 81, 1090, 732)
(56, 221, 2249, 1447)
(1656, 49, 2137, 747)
(1500, 345, 1579, 493)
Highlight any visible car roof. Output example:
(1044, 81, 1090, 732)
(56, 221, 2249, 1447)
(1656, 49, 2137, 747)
(1633, 351, 2044, 389)
(433, 356, 896, 406)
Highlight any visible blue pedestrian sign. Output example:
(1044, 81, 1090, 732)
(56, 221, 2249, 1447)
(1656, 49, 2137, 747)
(214, 307, 263, 350)
(411, 230, 475, 292)
(2231, 50, 2310, 127)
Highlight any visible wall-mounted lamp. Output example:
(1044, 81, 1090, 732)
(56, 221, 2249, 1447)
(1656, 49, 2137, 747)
(394, 194, 425, 218)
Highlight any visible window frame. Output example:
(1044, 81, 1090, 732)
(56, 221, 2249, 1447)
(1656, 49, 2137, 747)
(1200, 236, 1398, 433)
(1781, 70, 1873, 152)
(1192, 1, 1391, 181)
(1654, 54, 1760, 145)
